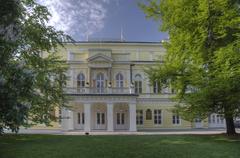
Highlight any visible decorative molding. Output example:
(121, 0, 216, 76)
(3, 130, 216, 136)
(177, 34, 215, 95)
(87, 53, 113, 62)
(137, 98, 173, 103)
(69, 95, 137, 104)
(88, 62, 112, 68)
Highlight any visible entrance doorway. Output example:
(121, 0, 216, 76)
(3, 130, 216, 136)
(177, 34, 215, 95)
(114, 104, 129, 130)
(74, 111, 84, 130)
(96, 112, 106, 130)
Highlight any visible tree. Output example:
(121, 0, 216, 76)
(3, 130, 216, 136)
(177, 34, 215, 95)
(0, 0, 72, 133)
(141, 0, 240, 135)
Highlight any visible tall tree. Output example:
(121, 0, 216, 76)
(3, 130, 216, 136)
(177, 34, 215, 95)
(141, 0, 240, 135)
(0, 0, 72, 133)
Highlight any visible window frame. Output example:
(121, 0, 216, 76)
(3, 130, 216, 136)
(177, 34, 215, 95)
(153, 81, 161, 94)
(96, 73, 105, 93)
(77, 112, 85, 124)
(154, 109, 162, 125)
(136, 110, 144, 125)
(97, 112, 105, 125)
(116, 73, 124, 88)
(172, 112, 181, 125)
(134, 74, 142, 94)
(117, 112, 125, 125)
(77, 73, 85, 88)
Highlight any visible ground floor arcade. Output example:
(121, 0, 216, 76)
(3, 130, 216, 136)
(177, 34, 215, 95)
(61, 95, 138, 132)
(62, 102, 137, 132)
(60, 96, 226, 132)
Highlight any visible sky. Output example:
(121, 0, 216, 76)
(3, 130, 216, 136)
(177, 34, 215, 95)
(38, 0, 168, 42)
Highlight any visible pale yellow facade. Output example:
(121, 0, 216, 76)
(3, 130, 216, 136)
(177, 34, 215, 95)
(42, 41, 225, 131)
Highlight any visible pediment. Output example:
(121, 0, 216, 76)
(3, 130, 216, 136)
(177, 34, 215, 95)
(87, 53, 113, 63)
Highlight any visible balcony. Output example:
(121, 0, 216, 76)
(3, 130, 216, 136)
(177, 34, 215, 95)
(64, 87, 137, 96)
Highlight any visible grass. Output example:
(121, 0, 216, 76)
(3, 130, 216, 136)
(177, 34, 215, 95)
(0, 134, 240, 158)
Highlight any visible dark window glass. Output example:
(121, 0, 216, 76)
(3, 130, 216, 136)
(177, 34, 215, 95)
(121, 113, 125, 124)
(82, 113, 85, 124)
(78, 113, 81, 124)
(101, 113, 105, 124)
(136, 110, 144, 125)
(154, 110, 162, 124)
(117, 113, 120, 124)
(97, 113, 100, 124)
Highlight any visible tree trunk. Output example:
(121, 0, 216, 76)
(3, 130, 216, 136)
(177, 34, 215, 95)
(225, 116, 236, 136)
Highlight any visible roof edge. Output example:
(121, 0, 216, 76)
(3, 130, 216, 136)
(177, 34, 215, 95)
(61, 41, 164, 45)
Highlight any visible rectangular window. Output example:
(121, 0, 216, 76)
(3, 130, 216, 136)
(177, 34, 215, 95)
(77, 112, 84, 124)
(172, 113, 180, 125)
(139, 82, 142, 93)
(117, 113, 120, 125)
(101, 113, 105, 124)
(117, 113, 125, 125)
(97, 112, 105, 125)
(209, 114, 224, 124)
(82, 113, 85, 124)
(154, 110, 162, 124)
(78, 113, 81, 124)
(135, 81, 142, 94)
(121, 113, 125, 124)
(77, 80, 85, 93)
(97, 113, 100, 124)
(117, 81, 124, 88)
(77, 81, 85, 87)
(136, 110, 143, 125)
(153, 81, 161, 94)
(134, 81, 138, 93)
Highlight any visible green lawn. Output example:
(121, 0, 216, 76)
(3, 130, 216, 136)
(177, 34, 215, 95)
(0, 134, 240, 158)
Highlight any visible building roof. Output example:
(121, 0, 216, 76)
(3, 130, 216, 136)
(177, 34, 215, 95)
(61, 40, 164, 45)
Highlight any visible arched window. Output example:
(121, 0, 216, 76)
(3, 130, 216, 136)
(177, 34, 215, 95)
(77, 73, 85, 88)
(116, 73, 124, 88)
(134, 74, 142, 93)
(153, 81, 161, 94)
(96, 73, 104, 79)
(96, 73, 104, 93)
(146, 109, 152, 120)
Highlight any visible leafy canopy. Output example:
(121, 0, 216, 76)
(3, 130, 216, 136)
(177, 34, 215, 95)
(0, 0, 72, 133)
(141, 0, 240, 128)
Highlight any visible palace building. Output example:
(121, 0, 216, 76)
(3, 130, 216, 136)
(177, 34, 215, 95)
(54, 41, 225, 132)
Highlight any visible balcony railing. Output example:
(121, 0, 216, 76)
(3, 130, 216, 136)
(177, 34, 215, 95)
(64, 87, 135, 95)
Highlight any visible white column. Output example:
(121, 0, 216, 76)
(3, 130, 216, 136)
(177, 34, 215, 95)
(61, 108, 74, 131)
(61, 107, 68, 131)
(129, 103, 137, 131)
(68, 110, 74, 130)
(107, 103, 114, 132)
(84, 103, 91, 132)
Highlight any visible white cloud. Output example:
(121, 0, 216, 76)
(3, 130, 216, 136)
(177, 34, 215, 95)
(38, 0, 112, 40)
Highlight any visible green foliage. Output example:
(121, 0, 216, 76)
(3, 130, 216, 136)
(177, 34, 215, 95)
(141, 0, 240, 134)
(0, 0, 72, 133)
